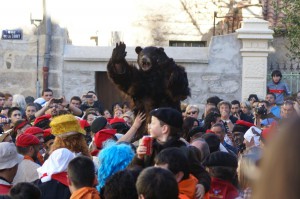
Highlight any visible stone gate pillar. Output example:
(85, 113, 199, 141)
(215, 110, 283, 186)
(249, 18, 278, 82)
(236, 18, 274, 100)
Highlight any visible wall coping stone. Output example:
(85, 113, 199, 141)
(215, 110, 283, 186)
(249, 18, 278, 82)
(63, 45, 209, 64)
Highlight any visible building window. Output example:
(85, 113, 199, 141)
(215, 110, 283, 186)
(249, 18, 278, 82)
(169, 41, 206, 47)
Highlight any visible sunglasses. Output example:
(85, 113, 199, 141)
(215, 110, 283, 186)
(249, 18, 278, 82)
(187, 111, 197, 115)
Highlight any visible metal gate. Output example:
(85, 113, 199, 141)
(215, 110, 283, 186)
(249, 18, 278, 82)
(268, 60, 300, 94)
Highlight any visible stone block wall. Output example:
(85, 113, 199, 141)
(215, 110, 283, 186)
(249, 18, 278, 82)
(186, 33, 242, 111)
(62, 33, 242, 114)
(0, 28, 41, 97)
(0, 22, 68, 98)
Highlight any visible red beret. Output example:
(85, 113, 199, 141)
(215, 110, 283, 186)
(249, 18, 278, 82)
(94, 129, 117, 149)
(33, 114, 51, 126)
(24, 127, 44, 136)
(14, 121, 29, 131)
(79, 119, 90, 129)
(43, 128, 52, 137)
(16, 134, 40, 147)
(235, 120, 254, 128)
(109, 118, 126, 125)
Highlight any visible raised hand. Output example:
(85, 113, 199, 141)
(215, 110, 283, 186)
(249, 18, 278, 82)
(112, 42, 127, 63)
(132, 112, 146, 130)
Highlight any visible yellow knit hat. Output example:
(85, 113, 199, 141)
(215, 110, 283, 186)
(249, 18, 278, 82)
(50, 114, 86, 137)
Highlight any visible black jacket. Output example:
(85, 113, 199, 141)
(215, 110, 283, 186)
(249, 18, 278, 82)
(35, 179, 71, 199)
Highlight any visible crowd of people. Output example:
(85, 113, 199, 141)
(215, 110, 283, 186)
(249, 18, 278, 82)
(0, 69, 299, 199)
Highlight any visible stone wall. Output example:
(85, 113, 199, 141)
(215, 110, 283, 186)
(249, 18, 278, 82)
(63, 33, 242, 113)
(0, 27, 40, 97)
(0, 23, 68, 98)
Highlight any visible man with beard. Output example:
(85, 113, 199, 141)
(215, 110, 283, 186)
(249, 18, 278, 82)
(13, 134, 41, 184)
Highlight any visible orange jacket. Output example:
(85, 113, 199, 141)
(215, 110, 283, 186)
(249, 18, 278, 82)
(70, 187, 100, 199)
(178, 174, 198, 199)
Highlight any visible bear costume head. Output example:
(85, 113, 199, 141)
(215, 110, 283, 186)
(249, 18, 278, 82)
(135, 46, 170, 72)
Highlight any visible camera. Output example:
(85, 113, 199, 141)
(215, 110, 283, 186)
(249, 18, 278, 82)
(84, 95, 93, 99)
(0, 115, 11, 127)
(255, 105, 267, 116)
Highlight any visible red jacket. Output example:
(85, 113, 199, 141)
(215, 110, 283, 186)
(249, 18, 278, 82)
(204, 177, 238, 199)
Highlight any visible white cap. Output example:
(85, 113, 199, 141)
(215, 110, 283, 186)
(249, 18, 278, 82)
(34, 97, 47, 107)
(0, 142, 23, 170)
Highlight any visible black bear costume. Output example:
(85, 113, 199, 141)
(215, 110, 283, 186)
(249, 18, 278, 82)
(107, 42, 190, 139)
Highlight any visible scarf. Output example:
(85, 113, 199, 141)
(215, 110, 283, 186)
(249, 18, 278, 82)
(37, 148, 75, 183)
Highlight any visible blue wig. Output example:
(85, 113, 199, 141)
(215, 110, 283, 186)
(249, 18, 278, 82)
(97, 140, 135, 190)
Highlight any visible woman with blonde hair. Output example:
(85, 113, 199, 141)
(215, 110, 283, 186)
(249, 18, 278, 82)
(253, 118, 300, 199)
(185, 104, 200, 119)
(240, 101, 253, 118)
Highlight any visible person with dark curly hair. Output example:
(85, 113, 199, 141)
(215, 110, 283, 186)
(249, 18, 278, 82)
(104, 169, 140, 199)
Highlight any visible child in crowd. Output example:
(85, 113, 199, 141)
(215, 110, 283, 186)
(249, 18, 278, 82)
(155, 147, 198, 199)
(133, 107, 186, 166)
(67, 156, 99, 199)
(132, 107, 210, 198)
(136, 167, 179, 199)
(267, 70, 291, 105)
(97, 141, 134, 197)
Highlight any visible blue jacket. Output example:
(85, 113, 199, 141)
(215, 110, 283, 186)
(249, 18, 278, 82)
(267, 80, 291, 105)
